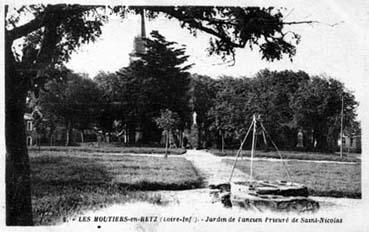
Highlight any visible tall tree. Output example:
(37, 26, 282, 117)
(116, 31, 193, 143)
(5, 5, 104, 225)
(94, 71, 124, 133)
(39, 71, 101, 146)
(206, 70, 358, 152)
(5, 5, 307, 224)
(290, 76, 358, 152)
(208, 76, 252, 149)
(248, 69, 310, 148)
(154, 109, 180, 158)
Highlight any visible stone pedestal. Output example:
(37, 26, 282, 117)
(190, 124, 200, 149)
(296, 130, 304, 148)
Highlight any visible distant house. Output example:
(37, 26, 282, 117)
(24, 111, 99, 146)
(25, 92, 99, 146)
(338, 134, 361, 153)
(24, 113, 37, 146)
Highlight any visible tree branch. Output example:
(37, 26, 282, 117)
(199, 17, 238, 26)
(283, 20, 343, 27)
(282, 20, 318, 25)
(7, 14, 46, 41)
(154, 8, 245, 48)
(6, 4, 98, 41)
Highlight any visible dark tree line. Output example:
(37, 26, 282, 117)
(191, 70, 359, 152)
(37, 71, 102, 146)
(37, 66, 359, 154)
(32, 29, 360, 154)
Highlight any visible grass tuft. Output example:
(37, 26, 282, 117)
(212, 149, 360, 163)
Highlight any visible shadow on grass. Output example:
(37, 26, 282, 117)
(32, 183, 168, 225)
(30, 153, 202, 225)
(29, 146, 187, 155)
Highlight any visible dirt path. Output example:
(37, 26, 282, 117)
(184, 149, 250, 185)
(61, 150, 363, 231)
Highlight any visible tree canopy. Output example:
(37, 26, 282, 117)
(202, 70, 359, 151)
(38, 70, 101, 145)
(290, 76, 358, 151)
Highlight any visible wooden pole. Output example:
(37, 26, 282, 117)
(340, 94, 344, 158)
(228, 120, 253, 182)
(249, 114, 257, 181)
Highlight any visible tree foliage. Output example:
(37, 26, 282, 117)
(204, 71, 359, 151)
(94, 71, 124, 132)
(135, 6, 303, 63)
(155, 109, 180, 131)
(154, 109, 180, 157)
(248, 70, 310, 148)
(290, 76, 358, 151)
(38, 70, 101, 145)
(111, 31, 192, 142)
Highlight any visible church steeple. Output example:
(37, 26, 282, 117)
(129, 9, 147, 63)
(141, 9, 146, 38)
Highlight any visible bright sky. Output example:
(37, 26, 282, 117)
(64, 1, 368, 120)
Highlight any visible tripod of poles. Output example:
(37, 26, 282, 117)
(228, 114, 292, 183)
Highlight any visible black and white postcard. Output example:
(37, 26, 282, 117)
(2, 0, 369, 231)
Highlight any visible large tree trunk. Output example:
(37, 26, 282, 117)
(5, 38, 34, 225)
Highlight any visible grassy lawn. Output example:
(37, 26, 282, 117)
(29, 145, 186, 155)
(212, 149, 360, 163)
(222, 159, 361, 199)
(30, 150, 202, 225)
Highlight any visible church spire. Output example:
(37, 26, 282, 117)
(141, 9, 146, 38)
(129, 9, 147, 63)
